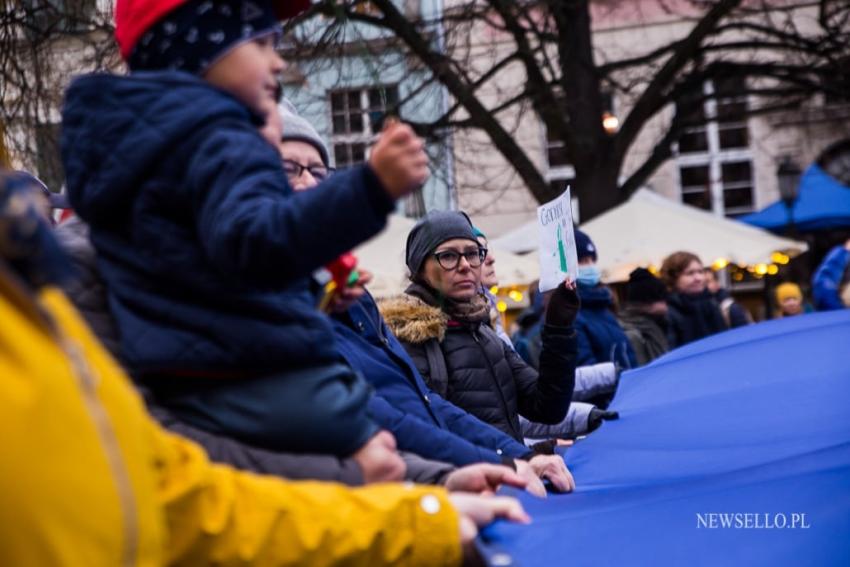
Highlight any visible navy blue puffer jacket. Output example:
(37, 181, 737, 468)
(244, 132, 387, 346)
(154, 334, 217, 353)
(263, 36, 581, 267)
(575, 284, 638, 369)
(61, 71, 395, 377)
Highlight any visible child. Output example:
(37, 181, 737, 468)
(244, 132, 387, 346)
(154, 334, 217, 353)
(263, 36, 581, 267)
(774, 282, 811, 317)
(61, 0, 428, 457)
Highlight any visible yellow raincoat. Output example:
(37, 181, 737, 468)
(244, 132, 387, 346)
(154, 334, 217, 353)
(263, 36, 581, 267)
(0, 267, 462, 567)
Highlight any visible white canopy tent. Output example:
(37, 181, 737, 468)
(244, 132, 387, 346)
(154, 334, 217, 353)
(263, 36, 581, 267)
(354, 214, 540, 298)
(492, 189, 807, 282)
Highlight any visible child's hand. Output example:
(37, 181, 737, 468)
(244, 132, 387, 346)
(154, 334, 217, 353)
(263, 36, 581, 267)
(368, 120, 429, 199)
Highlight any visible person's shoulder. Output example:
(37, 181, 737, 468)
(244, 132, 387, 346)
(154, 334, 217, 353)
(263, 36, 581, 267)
(378, 294, 446, 345)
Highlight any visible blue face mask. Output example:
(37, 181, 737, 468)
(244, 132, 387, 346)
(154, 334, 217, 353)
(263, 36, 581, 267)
(577, 264, 602, 287)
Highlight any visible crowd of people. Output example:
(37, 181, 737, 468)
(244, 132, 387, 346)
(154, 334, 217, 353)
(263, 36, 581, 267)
(2, 0, 849, 565)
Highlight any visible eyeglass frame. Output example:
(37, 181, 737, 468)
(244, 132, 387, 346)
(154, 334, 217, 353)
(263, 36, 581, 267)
(432, 247, 487, 271)
(281, 158, 335, 182)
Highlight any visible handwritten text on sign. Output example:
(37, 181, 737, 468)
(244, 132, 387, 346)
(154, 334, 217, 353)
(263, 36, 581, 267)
(537, 187, 578, 292)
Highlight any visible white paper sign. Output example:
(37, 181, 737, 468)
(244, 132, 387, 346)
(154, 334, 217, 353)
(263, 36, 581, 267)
(537, 187, 578, 292)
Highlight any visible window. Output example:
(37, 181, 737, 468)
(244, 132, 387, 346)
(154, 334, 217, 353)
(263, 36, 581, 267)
(817, 140, 850, 187)
(542, 92, 615, 197)
(328, 85, 426, 217)
(35, 123, 64, 193)
(823, 56, 850, 106)
(23, 0, 98, 35)
(675, 78, 754, 217)
(330, 85, 399, 168)
(543, 118, 574, 193)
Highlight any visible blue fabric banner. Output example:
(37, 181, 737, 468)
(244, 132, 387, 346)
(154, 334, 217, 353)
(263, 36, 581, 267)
(480, 310, 850, 566)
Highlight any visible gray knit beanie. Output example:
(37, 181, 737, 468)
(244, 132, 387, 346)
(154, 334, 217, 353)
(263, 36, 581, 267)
(278, 100, 330, 167)
(405, 210, 478, 275)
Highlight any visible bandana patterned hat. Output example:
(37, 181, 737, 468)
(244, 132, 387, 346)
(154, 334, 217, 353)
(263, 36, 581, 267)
(128, 0, 281, 74)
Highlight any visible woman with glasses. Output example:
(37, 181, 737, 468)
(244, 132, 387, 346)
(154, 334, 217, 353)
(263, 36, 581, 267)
(277, 102, 336, 190)
(380, 211, 581, 458)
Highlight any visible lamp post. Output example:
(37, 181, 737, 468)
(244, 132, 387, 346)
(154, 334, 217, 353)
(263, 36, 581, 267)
(765, 157, 802, 319)
(777, 157, 802, 237)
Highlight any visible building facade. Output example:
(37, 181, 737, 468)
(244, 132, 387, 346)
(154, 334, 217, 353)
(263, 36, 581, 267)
(281, 0, 454, 216)
(445, 0, 850, 235)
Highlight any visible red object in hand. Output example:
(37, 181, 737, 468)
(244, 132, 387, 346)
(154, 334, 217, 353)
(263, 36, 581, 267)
(327, 253, 359, 290)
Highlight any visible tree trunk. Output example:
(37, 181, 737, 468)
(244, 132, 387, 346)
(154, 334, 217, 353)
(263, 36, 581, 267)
(573, 158, 624, 223)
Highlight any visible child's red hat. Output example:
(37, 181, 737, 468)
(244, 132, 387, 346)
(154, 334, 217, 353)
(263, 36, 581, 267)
(115, 0, 310, 60)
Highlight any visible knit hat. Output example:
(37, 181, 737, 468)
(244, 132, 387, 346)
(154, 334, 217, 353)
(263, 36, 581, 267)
(575, 228, 597, 262)
(775, 282, 803, 304)
(118, 0, 308, 73)
(405, 210, 477, 275)
(627, 268, 667, 304)
(279, 100, 330, 167)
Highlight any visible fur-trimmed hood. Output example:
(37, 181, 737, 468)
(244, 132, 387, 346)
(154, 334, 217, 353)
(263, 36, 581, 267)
(378, 294, 447, 344)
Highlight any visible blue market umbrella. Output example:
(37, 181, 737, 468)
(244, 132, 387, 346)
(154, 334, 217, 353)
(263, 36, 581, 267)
(478, 310, 850, 567)
(741, 165, 850, 231)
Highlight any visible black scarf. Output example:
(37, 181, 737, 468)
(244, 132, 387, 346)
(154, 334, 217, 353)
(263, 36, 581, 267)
(406, 281, 491, 325)
(667, 290, 727, 344)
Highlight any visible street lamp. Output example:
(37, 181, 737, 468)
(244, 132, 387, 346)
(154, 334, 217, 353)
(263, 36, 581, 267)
(765, 157, 802, 319)
(602, 111, 619, 134)
(777, 157, 802, 235)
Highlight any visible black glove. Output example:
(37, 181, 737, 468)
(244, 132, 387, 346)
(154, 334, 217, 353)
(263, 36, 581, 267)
(530, 439, 557, 455)
(544, 282, 581, 327)
(587, 408, 619, 432)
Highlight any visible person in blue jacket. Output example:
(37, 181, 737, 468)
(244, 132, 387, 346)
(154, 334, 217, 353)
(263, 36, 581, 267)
(61, 0, 429, 458)
(812, 240, 850, 311)
(333, 293, 576, 492)
(573, 229, 638, 369)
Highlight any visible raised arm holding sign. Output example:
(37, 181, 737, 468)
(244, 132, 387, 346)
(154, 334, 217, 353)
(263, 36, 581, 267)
(538, 187, 579, 292)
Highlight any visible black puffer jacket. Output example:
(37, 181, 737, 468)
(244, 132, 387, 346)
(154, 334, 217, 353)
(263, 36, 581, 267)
(380, 286, 577, 442)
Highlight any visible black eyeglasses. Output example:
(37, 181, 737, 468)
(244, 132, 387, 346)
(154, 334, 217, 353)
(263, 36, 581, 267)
(282, 159, 335, 182)
(433, 248, 487, 270)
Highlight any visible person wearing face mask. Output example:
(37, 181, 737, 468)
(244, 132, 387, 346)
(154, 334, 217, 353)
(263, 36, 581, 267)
(618, 268, 671, 366)
(573, 229, 637, 369)
(661, 251, 727, 347)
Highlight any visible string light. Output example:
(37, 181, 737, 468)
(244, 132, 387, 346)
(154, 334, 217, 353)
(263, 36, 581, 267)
(508, 290, 523, 302)
(496, 301, 508, 313)
(712, 258, 729, 270)
(771, 252, 790, 265)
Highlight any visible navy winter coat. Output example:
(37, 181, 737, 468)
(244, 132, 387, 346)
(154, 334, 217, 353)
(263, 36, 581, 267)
(575, 285, 638, 369)
(332, 294, 532, 467)
(61, 71, 394, 376)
